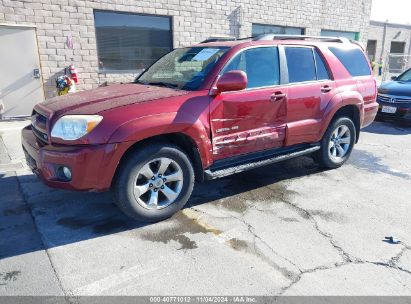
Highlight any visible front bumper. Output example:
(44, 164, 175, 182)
(376, 101, 411, 122)
(21, 125, 124, 191)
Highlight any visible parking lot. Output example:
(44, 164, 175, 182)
(0, 120, 411, 296)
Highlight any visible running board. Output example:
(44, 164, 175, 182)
(204, 145, 320, 180)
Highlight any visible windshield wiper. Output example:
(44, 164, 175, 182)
(142, 81, 180, 89)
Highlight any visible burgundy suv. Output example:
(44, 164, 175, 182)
(22, 35, 378, 222)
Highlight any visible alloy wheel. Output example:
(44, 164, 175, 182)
(133, 157, 183, 210)
(328, 124, 351, 162)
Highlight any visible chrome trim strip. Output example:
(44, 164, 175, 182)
(377, 94, 411, 103)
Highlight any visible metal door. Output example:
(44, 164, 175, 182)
(0, 25, 44, 118)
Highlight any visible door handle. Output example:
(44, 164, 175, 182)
(321, 85, 332, 93)
(270, 92, 287, 102)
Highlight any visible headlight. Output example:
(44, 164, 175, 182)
(51, 115, 103, 140)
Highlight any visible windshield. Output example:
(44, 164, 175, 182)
(397, 69, 411, 82)
(136, 46, 229, 90)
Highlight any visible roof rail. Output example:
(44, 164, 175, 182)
(201, 36, 253, 43)
(201, 36, 236, 43)
(253, 34, 350, 43)
(349, 39, 366, 51)
(200, 34, 365, 50)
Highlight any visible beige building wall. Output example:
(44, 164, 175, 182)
(0, 0, 372, 99)
(368, 20, 411, 60)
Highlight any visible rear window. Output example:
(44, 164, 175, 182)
(329, 47, 371, 77)
(285, 47, 316, 83)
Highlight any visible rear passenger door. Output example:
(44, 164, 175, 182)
(282, 46, 336, 146)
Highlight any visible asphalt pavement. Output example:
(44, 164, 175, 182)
(0, 119, 410, 296)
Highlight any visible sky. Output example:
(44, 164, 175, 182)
(370, 0, 411, 24)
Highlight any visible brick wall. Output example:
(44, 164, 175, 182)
(0, 0, 372, 99)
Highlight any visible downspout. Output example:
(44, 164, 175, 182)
(408, 34, 411, 70)
(380, 21, 387, 59)
(408, 34, 411, 56)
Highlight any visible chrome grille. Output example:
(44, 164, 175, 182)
(31, 111, 49, 143)
(32, 126, 48, 142)
(377, 94, 411, 104)
(395, 97, 411, 103)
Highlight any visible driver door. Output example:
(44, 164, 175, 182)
(210, 46, 287, 160)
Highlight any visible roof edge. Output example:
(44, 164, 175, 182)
(370, 20, 411, 29)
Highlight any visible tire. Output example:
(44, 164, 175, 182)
(316, 117, 356, 169)
(114, 142, 195, 222)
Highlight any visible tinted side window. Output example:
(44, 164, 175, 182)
(314, 50, 330, 80)
(285, 47, 316, 83)
(329, 47, 371, 77)
(222, 47, 280, 88)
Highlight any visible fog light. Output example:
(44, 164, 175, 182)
(62, 167, 72, 180)
(56, 166, 72, 181)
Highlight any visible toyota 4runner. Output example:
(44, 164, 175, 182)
(22, 35, 378, 222)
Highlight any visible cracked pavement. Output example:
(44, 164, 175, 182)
(1, 120, 411, 295)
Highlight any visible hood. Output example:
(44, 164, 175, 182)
(41, 83, 190, 116)
(379, 81, 411, 97)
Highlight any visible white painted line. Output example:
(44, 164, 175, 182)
(0, 126, 28, 132)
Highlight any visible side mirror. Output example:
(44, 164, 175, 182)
(391, 76, 397, 81)
(215, 70, 247, 93)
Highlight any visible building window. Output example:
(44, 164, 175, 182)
(390, 41, 406, 54)
(366, 40, 377, 61)
(321, 30, 359, 41)
(389, 42, 406, 73)
(94, 10, 172, 72)
(252, 24, 304, 37)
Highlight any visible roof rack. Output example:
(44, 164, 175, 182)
(201, 36, 236, 43)
(200, 34, 365, 50)
(253, 34, 351, 43)
(201, 36, 252, 43)
(349, 39, 366, 51)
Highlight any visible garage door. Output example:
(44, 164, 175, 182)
(0, 25, 44, 118)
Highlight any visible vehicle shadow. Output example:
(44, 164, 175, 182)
(0, 155, 324, 260)
(362, 120, 411, 135)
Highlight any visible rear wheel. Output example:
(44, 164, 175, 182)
(114, 143, 195, 222)
(316, 117, 356, 169)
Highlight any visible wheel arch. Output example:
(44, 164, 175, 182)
(320, 92, 362, 143)
(113, 132, 205, 188)
(331, 105, 361, 143)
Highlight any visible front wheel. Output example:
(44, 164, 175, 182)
(114, 143, 195, 222)
(316, 117, 356, 169)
